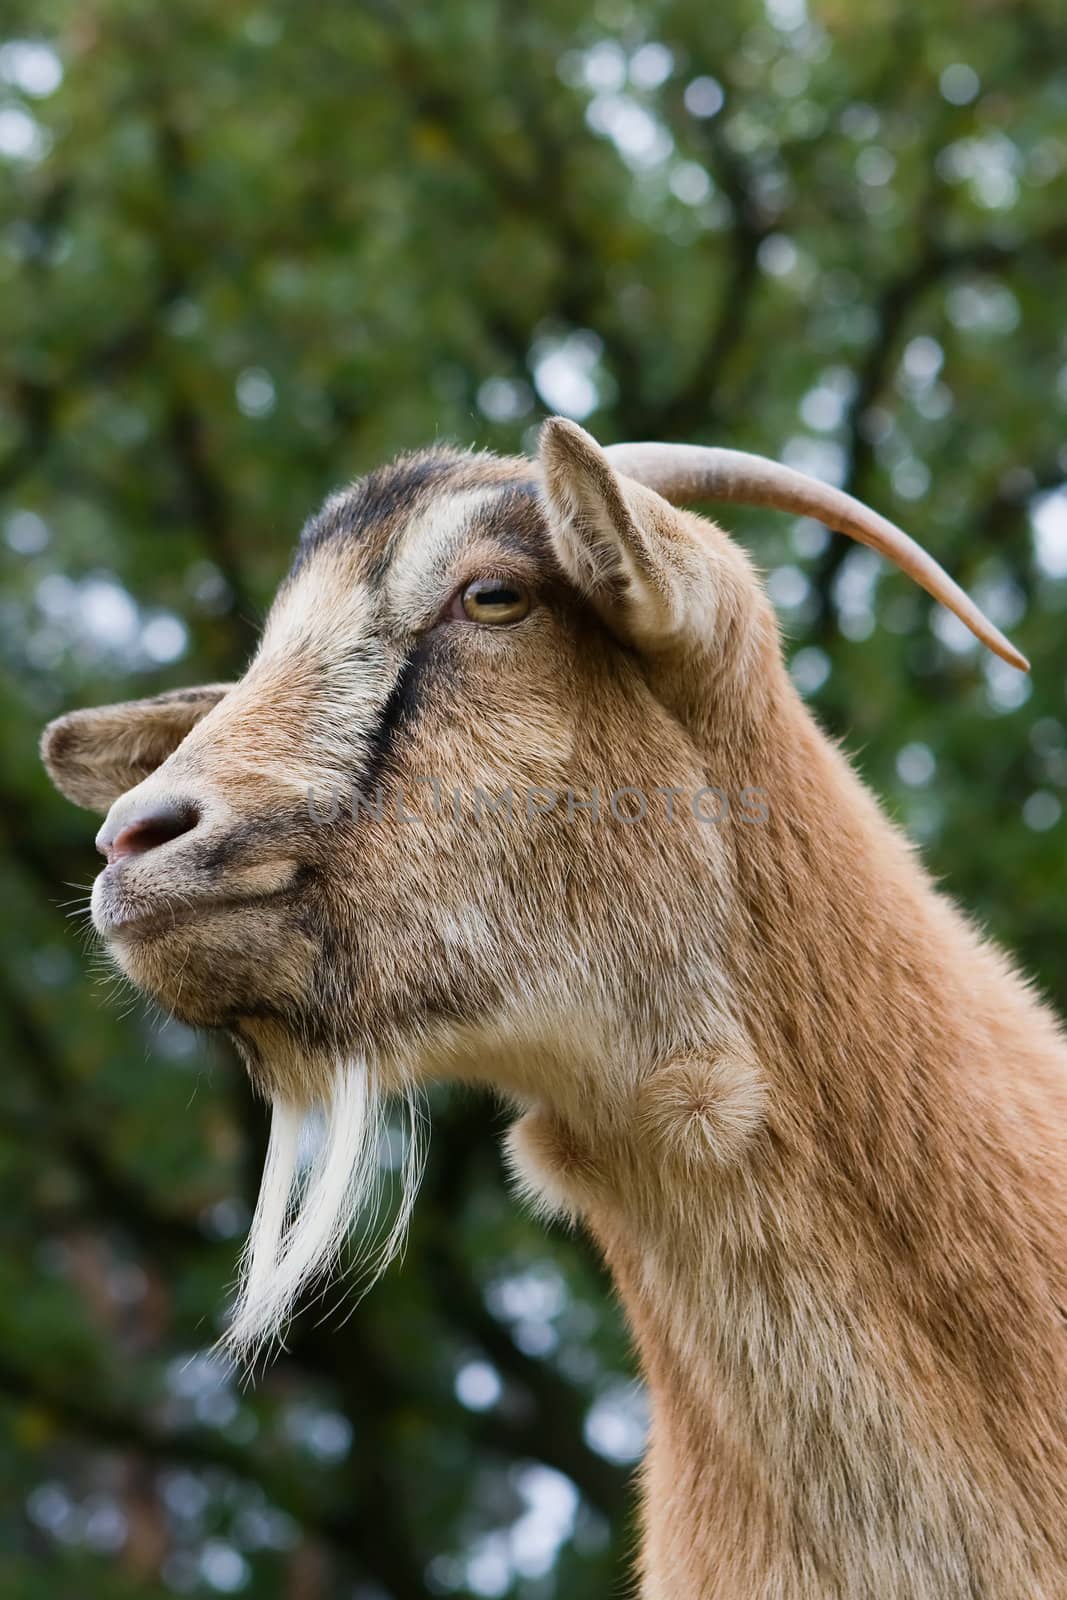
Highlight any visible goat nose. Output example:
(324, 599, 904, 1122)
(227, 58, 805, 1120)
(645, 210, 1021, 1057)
(96, 800, 201, 864)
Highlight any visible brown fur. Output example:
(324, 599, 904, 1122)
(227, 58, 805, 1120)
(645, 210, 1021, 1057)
(42, 420, 1067, 1596)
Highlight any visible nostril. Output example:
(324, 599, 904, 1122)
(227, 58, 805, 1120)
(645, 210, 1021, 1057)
(98, 800, 201, 863)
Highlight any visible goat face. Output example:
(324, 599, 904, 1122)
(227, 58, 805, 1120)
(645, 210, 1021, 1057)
(41, 418, 1022, 1347)
(42, 422, 748, 1108)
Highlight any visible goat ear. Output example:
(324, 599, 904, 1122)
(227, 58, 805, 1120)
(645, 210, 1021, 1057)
(41, 684, 232, 813)
(539, 416, 717, 650)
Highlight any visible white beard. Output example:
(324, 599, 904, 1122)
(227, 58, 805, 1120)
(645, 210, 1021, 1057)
(224, 1059, 425, 1361)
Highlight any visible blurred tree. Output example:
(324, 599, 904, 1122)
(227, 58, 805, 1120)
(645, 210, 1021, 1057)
(1, 1, 1065, 1595)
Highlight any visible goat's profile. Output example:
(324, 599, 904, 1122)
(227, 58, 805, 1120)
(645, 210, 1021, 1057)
(42, 419, 1066, 1598)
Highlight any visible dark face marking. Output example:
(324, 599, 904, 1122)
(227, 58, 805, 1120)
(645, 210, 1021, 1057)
(291, 451, 464, 581)
(474, 483, 552, 562)
(284, 466, 558, 809)
(359, 639, 425, 798)
(290, 452, 551, 587)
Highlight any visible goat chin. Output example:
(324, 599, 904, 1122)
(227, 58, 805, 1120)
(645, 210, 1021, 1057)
(222, 1059, 426, 1363)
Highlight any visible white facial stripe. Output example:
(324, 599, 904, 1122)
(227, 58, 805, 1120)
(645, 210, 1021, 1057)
(245, 560, 399, 785)
(259, 486, 501, 668)
(260, 554, 376, 659)
(386, 488, 498, 621)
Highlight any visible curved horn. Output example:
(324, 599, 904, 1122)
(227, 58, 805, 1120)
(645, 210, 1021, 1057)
(604, 441, 1028, 671)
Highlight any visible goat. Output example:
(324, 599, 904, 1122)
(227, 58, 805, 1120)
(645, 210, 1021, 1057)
(42, 419, 1066, 1598)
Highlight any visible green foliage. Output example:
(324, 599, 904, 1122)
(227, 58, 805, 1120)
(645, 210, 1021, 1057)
(1, 0, 1065, 1594)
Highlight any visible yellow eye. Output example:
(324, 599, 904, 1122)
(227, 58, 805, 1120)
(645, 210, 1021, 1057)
(459, 578, 531, 625)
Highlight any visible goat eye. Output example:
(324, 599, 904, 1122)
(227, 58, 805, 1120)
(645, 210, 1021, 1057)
(458, 578, 531, 624)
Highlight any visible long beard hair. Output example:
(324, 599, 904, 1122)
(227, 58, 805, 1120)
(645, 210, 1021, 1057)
(223, 1059, 426, 1361)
